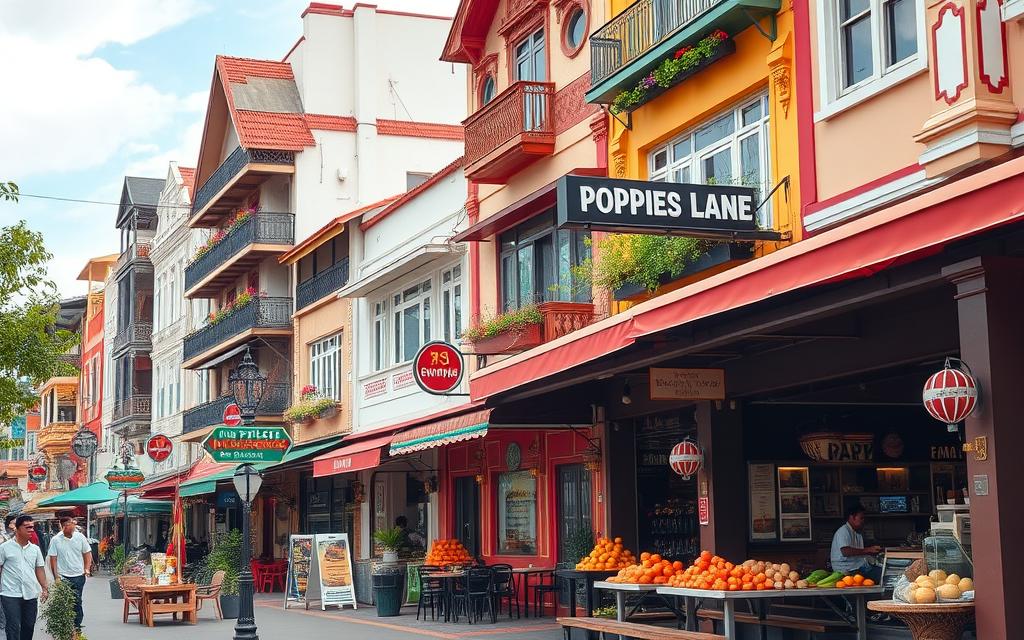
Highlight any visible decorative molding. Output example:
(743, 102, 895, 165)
(498, 0, 548, 37)
(363, 378, 387, 399)
(933, 3, 969, 105)
(772, 66, 792, 118)
(392, 370, 415, 390)
(977, 0, 1009, 93)
(588, 112, 608, 143)
(553, 73, 599, 136)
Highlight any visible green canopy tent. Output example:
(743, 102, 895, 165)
(37, 482, 120, 507)
(106, 497, 172, 516)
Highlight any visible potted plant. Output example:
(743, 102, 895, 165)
(202, 529, 242, 618)
(285, 386, 338, 425)
(109, 545, 126, 599)
(42, 580, 78, 640)
(373, 527, 404, 564)
(462, 305, 544, 355)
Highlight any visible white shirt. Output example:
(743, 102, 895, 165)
(47, 531, 90, 577)
(830, 523, 867, 573)
(0, 539, 45, 599)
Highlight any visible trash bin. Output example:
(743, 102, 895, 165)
(372, 572, 403, 617)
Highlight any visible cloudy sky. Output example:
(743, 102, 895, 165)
(0, 0, 459, 297)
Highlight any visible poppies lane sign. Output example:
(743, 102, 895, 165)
(413, 341, 464, 395)
(202, 426, 292, 463)
(556, 175, 781, 241)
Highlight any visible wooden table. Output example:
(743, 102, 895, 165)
(867, 600, 975, 640)
(422, 571, 466, 622)
(656, 585, 885, 640)
(513, 566, 555, 618)
(137, 583, 197, 627)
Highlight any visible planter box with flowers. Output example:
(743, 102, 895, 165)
(462, 302, 596, 356)
(190, 207, 255, 265)
(285, 385, 338, 426)
(610, 30, 735, 115)
(206, 287, 261, 326)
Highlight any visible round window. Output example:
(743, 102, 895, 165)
(481, 75, 496, 105)
(566, 8, 587, 51)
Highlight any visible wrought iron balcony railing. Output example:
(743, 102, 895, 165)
(181, 383, 291, 434)
(113, 321, 153, 354)
(464, 81, 555, 169)
(183, 297, 292, 361)
(591, 0, 722, 85)
(296, 259, 350, 310)
(191, 146, 295, 218)
(185, 212, 295, 291)
(112, 394, 152, 422)
(115, 241, 152, 274)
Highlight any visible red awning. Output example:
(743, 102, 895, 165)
(312, 434, 390, 478)
(470, 155, 1024, 400)
(138, 470, 190, 500)
(389, 409, 491, 456)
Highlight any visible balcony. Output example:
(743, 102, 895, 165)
(115, 241, 152, 276)
(466, 301, 595, 356)
(182, 297, 293, 369)
(38, 421, 78, 456)
(112, 321, 153, 356)
(112, 394, 152, 424)
(182, 384, 291, 435)
(586, 0, 780, 105)
(185, 212, 295, 298)
(464, 81, 555, 184)
(296, 259, 350, 310)
(190, 146, 295, 227)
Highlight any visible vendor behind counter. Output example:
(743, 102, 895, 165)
(830, 504, 882, 582)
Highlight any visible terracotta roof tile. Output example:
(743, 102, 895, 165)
(217, 56, 296, 84)
(360, 157, 465, 232)
(377, 119, 464, 140)
(234, 110, 315, 150)
(177, 166, 196, 197)
(305, 113, 357, 131)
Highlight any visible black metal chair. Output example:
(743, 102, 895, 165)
(451, 567, 494, 624)
(489, 564, 520, 619)
(417, 565, 445, 621)
(533, 562, 570, 617)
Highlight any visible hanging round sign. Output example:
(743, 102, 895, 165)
(27, 464, 47, 483)
(669, 438, 704, 480)
(413, 341, 464, 395)
(222, 403, 242, 427)
(146, 434, 174, 463)
(71, 427, 99, 459)
(923, 358, 978, 433)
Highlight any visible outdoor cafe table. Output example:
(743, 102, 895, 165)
(655, 585, 885, 640)
(513, 566, 555, 618)
(422, 571, 466, 623)
(137, 583, 198, 627)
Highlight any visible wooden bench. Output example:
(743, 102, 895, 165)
(696, 608, 852, 635)
(558, 616, 724, 640)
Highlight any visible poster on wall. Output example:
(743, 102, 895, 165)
(315, 533, 357, 610)
(748, 463, 777, 541)
(284, 535, 320, 609)
(777, 466, 812, 542)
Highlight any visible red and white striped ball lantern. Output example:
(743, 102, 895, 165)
(669, 438, 704, 480)
(922, 359, 978, 433)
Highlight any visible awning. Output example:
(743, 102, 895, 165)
(20, 492, 62, 515)
(312, 434, 390, 478)
(96, 497, 172, 516)
(38, 482, 119, 507)
(138, 468, 193, 500)
(470, 155, 1024, 400)
(182, 437, 342, 495)
(389, 409, 491, 456)
(178, 425, 216, 443)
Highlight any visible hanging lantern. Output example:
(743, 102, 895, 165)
(923, 358, 978, 433)
(669, 438, 704, 480)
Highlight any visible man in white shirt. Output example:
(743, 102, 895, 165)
(0, 515, 47, 640)
(47, 517, 91, 634)
(830, 504, 882, 582)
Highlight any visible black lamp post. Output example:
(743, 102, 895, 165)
(228, 348, 266, 640)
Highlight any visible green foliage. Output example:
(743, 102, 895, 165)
(42, 579, 78, 640)
(200, 529, 242, 595)
(462, 305, 543, 342)
(112, 545, 127, 575)
(563, 526, 595, 566)
(0, 182, 18, 202)
(582, 234, 712, 293)
(284, 392, 337, 423)
(373, 526, 405, 552)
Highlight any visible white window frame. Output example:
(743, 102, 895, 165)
(373, 301, 387, 372)
(440, 265, 463, 345)
(649, 93, 773, 229)
(815, 0, 928, 121)
(310, 334, 342, 401)
(391, 279, 432, 366)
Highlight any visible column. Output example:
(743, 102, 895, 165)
(695, 402, 745, 561)
(943, 256, 1024, 640)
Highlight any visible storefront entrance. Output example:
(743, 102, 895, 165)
(556, 463, 591, 562)
(453, 475, 480, 558)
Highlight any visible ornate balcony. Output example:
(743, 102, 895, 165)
(185, 212, 295, 298)
(296, 259, 350, 310)
(112, 321, 153, 356)
(586, 0, 779, 105)
(115, 241, 152, 276)
(190, 146, 295, 227)
(464, 81, 555, 184)
(182, 384, 291, 435)
(112, 394, 152, 423)
(38, 421, 78, 456)
(182, 297, 293, 369)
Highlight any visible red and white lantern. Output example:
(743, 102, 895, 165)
(669, 438, 704, 480)
(923, 359, 978, 433)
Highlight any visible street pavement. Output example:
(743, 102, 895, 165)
(56, 574, 564, 640)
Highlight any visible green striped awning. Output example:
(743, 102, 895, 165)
(389, 409, 490, 456)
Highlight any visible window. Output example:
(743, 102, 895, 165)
(648, 94, 772, 228)
(497, 471, 537, 554)
(373, 301, 387, 371)
(310, 334, 341, 401)
(499, 211, 590, 311)
(563, 6, 587, 54)
(441, 265, 463, 345)
(515, 29, 546, 82)
(393, 280, 431, 364)
(90, 355, 100, 408)
(481, 75, 496, 105)
(298, 235, 348, 284)
(406, 172, 431, 190)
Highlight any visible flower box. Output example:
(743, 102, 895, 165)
(537, 301, 595, 341)
(614, 242, 754, 302)
(465, 323, 543, 355)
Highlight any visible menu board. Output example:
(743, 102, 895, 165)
(777, 467, 812, 542)
(497, 471, 537, 554)
(284, 535, 319, 609)
(748, 463, 778, 541)
(315, 533, 357, 610)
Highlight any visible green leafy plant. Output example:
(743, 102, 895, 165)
(284, 386, 337, 423)
(0, 182, 17, 202)
(204, 287, 262, 326)
(201, 529, 243, 595)
(462, 305, 544, 342)
(42, 579, 77, 640)
(373, 527, 405, 552)
(112, 545, 127, 575)
(189, 207, 256, 264)
(563, 526, 595, 566)
(579, 235, 713, 293)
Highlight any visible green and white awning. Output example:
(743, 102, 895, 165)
(389, 409, 490, 456)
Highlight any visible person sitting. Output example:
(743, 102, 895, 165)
(830, 504, 883, 582)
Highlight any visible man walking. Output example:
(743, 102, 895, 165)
(47, 517, 91, 635)
(0, 515, 47, 640)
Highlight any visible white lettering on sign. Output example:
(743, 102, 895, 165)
(578, 187, 751, 221)
(333, 457, 353, 470)
(420, 367, 461, 379)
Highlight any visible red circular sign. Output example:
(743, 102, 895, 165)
(413, 341, 464, 395)
(28, 465, 47, 483)
(146, 434, 174, 462)
(222, 403, 242, 427)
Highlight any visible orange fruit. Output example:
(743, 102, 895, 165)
(842, 576, 855, 586)
(853, 574, 865, 585)
(836, 581, 847, 588)
(741, 583, 754, 591)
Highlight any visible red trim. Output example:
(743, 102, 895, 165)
(804, 163, 923, 215)
(793, 0, 818, 223)
(375, 7, 454, 21)
(376, 119, 464, 140)
(469, 183, 481, 322)
(933, 3, 969, 106)
(282, 35, 305, 62)
(976, 0, 1009, 94)
(312, 436, 389, 478)
(390, 409, 492, 450)
(305, 113, 357, 131)
(558, 1, 589, 59)
(344, 402, 485, 444)
(279, 196, 400, 264)
(360, 157, 465, 231)
(301, 3, 351, 18)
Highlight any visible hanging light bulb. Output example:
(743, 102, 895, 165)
(621, 381, 632, 405)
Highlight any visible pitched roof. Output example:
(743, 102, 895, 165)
(279, 196, 401, 265)
(124, 176, 165, 207)
(177, 166, 196, 197)
(215, 55, 315, 151)
(305, 113, 357, 131)
(360, 157, 465, 232)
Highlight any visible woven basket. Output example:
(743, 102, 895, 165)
(905, 558, 929, 581)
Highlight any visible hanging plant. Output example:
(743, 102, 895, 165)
(461, 305, 544, 342)
(284, 386, 337, 424)
(576, 235, 714, 293)
(189, 207, 257, 264)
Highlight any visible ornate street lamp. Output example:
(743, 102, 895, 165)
(229, 348, 266, 425)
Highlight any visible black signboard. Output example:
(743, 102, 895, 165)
(556, 175, 781, 241)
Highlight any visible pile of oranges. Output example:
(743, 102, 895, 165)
(575, 537, 637, 571)
(835, 574, 875, 588)
(607, 552, 685, 584)
(667, 551, 807, 591)
(424, 539, 474, 567)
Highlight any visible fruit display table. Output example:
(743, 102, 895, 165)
(594, 581, 684, 627)
(555, 568, 619, 638)
(656, 585, 885, 640)
(867, 600, 975, 640)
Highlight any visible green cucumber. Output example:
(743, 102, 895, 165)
(804, 570, 829, 584)
(816, 571, 844, 587)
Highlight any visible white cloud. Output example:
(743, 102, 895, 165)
(123, 117, 205, 178)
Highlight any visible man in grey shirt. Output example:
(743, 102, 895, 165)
(0, 515, 48, 640)
(830, 504, 882, 582)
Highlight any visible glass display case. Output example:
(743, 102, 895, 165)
(923, 534, 973, 579)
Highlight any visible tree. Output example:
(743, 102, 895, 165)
(0, 182, 79, 424)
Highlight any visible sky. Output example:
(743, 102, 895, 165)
(0, 0, 460, 298)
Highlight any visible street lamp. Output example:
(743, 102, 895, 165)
(229, 348, 266, 424)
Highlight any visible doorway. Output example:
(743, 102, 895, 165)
(453, 476, 480, 559)
(557, 463, 592, 562)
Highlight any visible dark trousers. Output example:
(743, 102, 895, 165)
(62, 575, 85, 629)
(1, 596, 38, 640)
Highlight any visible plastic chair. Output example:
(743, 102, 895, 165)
(195, 570, 225, 620)
(451, 567, 494, 624)
(119, 575, 146, 624)
(489, 564, 520, 619)
(416, 565, 446, 621)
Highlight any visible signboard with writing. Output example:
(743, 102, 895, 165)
(202, 426, 292, 463)
(222, 403, 242, 427)
(748, 463, 777, 541)
(556, 175, 779, 240)
(413, 341, 464, 395)
(10, 417, 25, 440)
(146, 434, 173, 462)
(284, 534, 320, 609)
(71, 428, 99, 459)
(105, 467, 145, 490)
(697, 496, 710, 526)
(931, 444, 964, 461)
(312, 447, 381, 478)
(649, 368, 726, 401)
(28, 464, 47, 483)
(315, 533, 357, 610)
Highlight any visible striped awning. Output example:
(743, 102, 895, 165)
(389, 409, 490, 456)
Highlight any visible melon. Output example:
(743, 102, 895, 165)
(928, 569, 948, 583)
(945, 573, 961, 585)
(913, 586, 937, 604)
(958, 577, 974, 592)
(937, 584, 961, 600)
